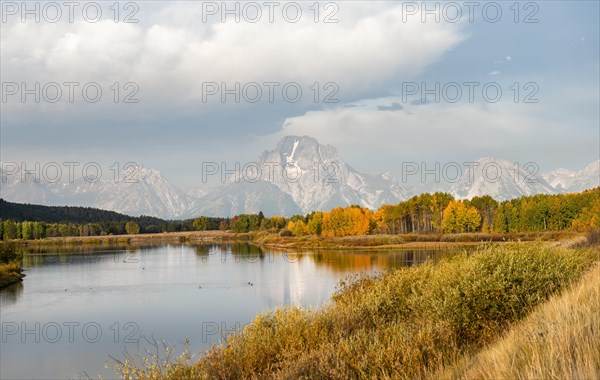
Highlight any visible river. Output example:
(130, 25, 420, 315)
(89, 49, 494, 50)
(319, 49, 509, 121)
(0, 243, 457, 379)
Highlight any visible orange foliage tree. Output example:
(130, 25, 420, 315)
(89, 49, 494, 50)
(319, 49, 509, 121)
(321, 206, 372, 237)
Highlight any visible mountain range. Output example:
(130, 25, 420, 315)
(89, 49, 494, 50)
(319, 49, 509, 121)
(186, 136, 409, 217)
(0, 165, 197, 219)
(1, 136, 598, 218)
(542, 161, 600, 193)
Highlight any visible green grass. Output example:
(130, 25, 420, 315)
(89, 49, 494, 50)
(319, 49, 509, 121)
(111, 242, 599, 379)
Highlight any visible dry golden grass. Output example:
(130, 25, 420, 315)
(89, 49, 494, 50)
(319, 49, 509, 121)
(437, 262, 600, 380)
(255, 231, 579, 250)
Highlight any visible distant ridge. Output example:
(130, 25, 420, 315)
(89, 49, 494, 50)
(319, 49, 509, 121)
(435, 157, 557, 201)
(542, 160, 600, 193)
(0, 198, 165, 225)
(0, 166, 197, 219)
(1, 138, 598, 218)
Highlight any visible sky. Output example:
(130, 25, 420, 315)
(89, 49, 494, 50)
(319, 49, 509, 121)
(1, 0, 598, 189)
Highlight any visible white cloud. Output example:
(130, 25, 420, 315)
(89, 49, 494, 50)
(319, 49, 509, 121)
(264, 99, 585, 173)
(1, 2, 466, 106)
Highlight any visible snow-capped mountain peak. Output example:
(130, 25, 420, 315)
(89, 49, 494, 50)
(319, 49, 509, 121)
(542, 160, 599, 193)
(188, 135, 409, 217)
(438, 157, 557, 201)
(2, 146, 597, 219)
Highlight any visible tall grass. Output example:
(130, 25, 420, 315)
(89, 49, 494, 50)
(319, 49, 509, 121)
(112, 243, 599, 379)
(439, 262, 600, 379)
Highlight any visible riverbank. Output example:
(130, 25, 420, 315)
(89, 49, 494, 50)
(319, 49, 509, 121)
(0, 230, 252, 249)
(0, 243, 24, 289)
(0, 230, 580, 252)
(0, 262, 23, 288)
(254, 230, 580, 250)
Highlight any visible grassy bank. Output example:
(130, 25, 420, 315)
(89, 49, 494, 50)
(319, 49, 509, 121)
(0, 244, 24, 288)
(437, 261, 600, 379)
(254, 231, 580, 250)
(111, 241, 599, 379)
(5, 230, 579, 252)
(3, 230, 253, 249)
(0, 262, 23, 288)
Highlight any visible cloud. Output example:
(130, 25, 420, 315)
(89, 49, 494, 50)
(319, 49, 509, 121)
(489, 70, 501, 76)
(266, 98, 595, 175)
(0, 2, 470, 184)
(1, 3, 466, 107)
(2, 1, 597, 189)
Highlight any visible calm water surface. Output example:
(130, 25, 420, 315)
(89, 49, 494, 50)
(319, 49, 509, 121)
(1, 243, 456, 379)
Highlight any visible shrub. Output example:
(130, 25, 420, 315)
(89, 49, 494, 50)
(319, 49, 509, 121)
(0, 262, 23, 288)
(279, 229, 293, 237)
(0, 244, 23, 288)
(125, 221, 140, 235)
(439, 263, 600, 380)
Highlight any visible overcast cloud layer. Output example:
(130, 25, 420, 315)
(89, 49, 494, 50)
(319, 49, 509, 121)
(1, 1, 598, 188)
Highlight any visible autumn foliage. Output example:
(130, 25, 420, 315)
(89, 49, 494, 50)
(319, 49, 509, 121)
(442, 201, 481, 233)
(321, 207, 372, 237)
(283, 188, 599, 237)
